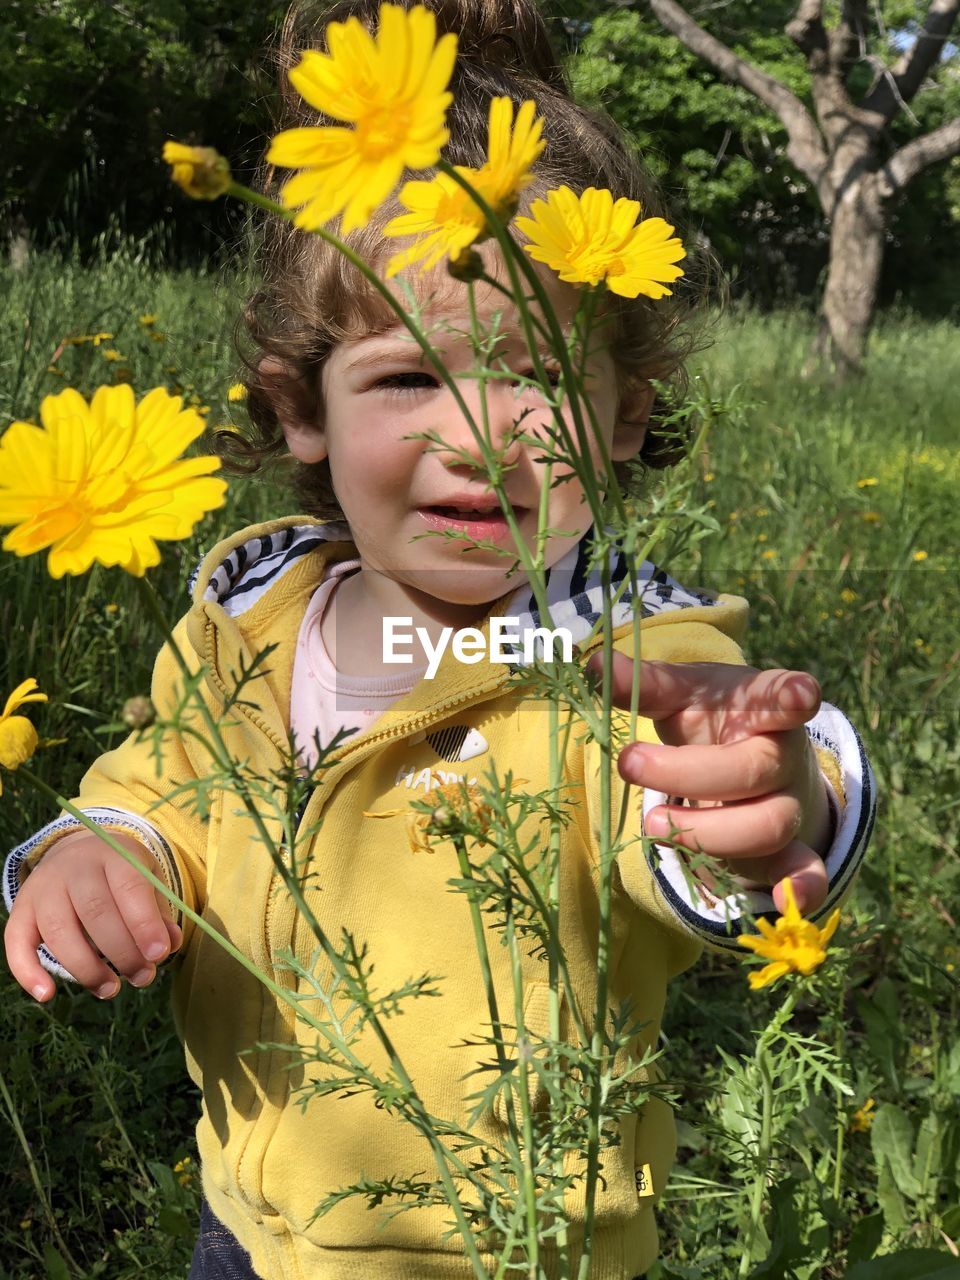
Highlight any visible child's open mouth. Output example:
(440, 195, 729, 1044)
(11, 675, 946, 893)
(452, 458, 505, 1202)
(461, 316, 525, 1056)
(418, 505, 521, 543)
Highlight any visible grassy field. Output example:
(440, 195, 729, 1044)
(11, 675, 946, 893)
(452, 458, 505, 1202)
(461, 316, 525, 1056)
(0, 243, 958, 1279)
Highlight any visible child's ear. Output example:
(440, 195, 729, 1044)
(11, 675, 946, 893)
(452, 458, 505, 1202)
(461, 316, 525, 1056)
(610, 382, 656, 462)
(258, 355, 328, 465)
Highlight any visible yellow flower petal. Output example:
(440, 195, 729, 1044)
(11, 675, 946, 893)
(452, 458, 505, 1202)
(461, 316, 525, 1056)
(0, 385, 228, 578)
(382, 97, 545, 273)
(0, 677, 47, 780)
(748, 960, 792, 990)
(738, 880, 842, 989)
(269, 4, 457, 231)
(517, 186, 686, 299)
(2, 678, 48, 719)
(0, 716, 38, 770)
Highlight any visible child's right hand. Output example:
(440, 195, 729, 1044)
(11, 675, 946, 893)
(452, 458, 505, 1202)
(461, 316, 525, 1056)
(4, 831, 183, 1003)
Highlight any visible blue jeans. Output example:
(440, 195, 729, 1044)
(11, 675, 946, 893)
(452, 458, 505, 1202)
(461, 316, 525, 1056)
(189, 1200, 648, 1279)
(188, 1201, 259, 1280)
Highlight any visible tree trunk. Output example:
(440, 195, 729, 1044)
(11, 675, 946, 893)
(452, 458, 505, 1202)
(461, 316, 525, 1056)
(8, 213, 30, 273)
(814, 173, 885, 378)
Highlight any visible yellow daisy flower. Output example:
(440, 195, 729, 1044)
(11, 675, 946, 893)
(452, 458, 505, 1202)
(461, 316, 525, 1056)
(913, 550, 928, 562)
(227, 382, 248, 402)
(737, 878, 841, 990)
(0, 679, 48, 795)
(267, 3, 458, 234)
(139, 314, 157, 327)
(0, 385, 228, 578)
(162, 142, 231, 200)
(515, 185, 686, 299)
(849, 1098, 876, 1133)
(856, 476, 879, 488)
(384, 97, 545, 277)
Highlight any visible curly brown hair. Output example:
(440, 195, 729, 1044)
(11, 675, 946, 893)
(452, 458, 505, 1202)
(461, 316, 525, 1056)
(217, 0, 718, 521)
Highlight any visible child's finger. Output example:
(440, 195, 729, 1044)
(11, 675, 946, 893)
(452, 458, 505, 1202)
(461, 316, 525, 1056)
(33, 888, 121, 999)
(769, 844, 830, 914)
(619, 734, 792, 802)
(592, 652, 821, 738)
(164, 917, 184, 954)
(644, 790, 802, 860)
(103, 858, 177, 973)
(4, 912, 58, 1002)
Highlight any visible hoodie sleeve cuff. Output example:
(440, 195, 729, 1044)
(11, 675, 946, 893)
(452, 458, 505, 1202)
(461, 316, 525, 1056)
(640, 700, 877, 950)
(3, 808, 183, 982)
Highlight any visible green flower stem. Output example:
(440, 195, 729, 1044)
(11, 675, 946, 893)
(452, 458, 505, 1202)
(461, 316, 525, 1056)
(832, 976, 846, 1204)
(739, 988, 799, 1277)
(577, 556, 618, 1280)
(437, 163, 617, 537)
(463, 268, 585, 1277)
(0, 1066, 84, 1276)
(449, 831, 523, 1150)
(504, 909, 540, 1278)
(492, 1216, 522, 1280)
(227, 182, 297, 221)
(547, 692, 573, 1275)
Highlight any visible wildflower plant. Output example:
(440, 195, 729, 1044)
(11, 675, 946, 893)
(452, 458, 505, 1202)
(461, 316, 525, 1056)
(0, 4, 853, 1277)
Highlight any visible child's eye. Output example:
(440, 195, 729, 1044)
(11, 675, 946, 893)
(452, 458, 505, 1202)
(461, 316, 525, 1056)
(513, 366, 562, 390)
(374, 371, 440, 393)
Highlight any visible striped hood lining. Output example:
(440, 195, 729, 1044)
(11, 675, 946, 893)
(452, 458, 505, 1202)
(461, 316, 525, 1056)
(188, 521, 719, 661)
(189, 523, 352, 617)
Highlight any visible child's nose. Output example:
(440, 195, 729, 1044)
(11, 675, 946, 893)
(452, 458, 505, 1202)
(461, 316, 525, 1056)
(439, 383, 523, 473)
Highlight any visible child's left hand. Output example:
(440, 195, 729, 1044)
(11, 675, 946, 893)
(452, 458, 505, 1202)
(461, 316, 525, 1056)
(589, 653, 833, 915)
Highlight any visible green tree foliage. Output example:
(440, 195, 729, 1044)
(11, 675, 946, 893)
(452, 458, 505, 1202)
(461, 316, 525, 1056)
(1, 0, 287, 258)
(566, 1, 960, 311)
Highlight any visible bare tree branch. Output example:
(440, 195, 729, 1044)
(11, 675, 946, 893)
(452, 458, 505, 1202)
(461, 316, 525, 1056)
(878, 115, 960, 196)
(832, 0, 869, 75)
(862, 0, 960, 121)
(648, 0, 829, 189)
(786, 0, 879, 145)
(785, 0, 828, 64)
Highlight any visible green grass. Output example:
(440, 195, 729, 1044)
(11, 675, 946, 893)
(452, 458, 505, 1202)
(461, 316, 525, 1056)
(0, 247, 958, 1278)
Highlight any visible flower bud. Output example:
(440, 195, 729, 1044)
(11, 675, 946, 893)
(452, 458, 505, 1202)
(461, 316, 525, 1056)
(447, 248, 484, 283)
(162, 142, 231, 200)
(121, 696, 155, 729)
(429, 804, 456, 831)
(0, 717, 37, 770)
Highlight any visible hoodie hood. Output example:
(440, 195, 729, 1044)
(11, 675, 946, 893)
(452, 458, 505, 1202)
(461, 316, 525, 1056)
(188, 516, 744, 667)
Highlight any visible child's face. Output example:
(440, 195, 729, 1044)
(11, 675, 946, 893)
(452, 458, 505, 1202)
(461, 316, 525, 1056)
(280, 269, 651, 610)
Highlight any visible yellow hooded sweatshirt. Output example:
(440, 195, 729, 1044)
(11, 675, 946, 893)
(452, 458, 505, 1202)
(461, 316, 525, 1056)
(6, 517, 874, 1280)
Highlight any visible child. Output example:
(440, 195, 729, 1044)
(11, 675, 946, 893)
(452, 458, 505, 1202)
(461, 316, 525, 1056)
(3, 0, 875, 1276)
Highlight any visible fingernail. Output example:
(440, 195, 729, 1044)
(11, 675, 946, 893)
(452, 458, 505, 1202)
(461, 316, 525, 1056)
(130, 968, 154, 988)
(144, 941, 166, 961)
(625, 743, 660, 768)
(645, 809, 668, 837)
(32, 983, 50, 1001)
(96, 980, 120, 1000)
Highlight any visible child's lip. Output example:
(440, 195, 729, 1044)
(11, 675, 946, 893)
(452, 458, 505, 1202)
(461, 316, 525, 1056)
(416, 507, 524, 542)
(422, 494, 527, 515)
